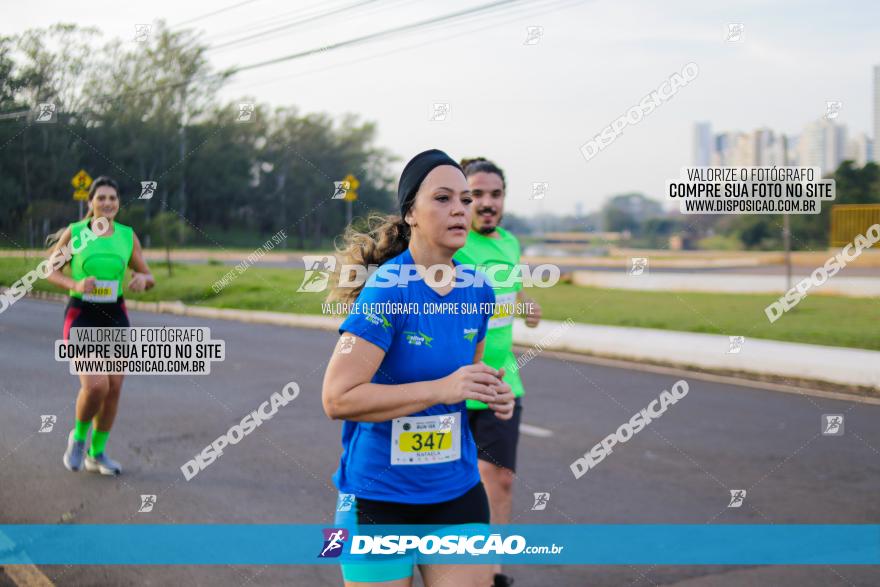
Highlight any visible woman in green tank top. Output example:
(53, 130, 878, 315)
(45, 176, 155, 476)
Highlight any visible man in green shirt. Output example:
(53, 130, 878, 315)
(454, 157, 542, 587)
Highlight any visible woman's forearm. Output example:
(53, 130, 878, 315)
(46, 271, 76, 291)
(327, 378, 444, 422)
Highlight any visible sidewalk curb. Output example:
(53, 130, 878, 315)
(17, 290, 879, 395)
(571, 270, 880, 298)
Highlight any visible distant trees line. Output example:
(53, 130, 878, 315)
(0, 23, 397, 250)
(597, 162, 880, 250)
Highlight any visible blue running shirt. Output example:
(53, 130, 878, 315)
(333, 248, 495, 504)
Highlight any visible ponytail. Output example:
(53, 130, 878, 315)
(326, 214, 410, 304)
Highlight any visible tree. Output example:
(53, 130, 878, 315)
(0, 23, 396, 250)
(601, 192, 663, 235)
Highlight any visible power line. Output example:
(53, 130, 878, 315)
(172, 0, 265, 28)
(230, 0, 522, 74)
(199, 0, 359, 44)
(204, 0, 411, 55)
(206, 0, 382, 53)
(222, 0, 583, 95)
(2, 0, 528, 111)
(93, 0, 525, 103)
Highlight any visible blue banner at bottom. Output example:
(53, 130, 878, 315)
(0, 525, 878, 565)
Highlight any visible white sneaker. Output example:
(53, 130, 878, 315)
(84, 452, 122, 476)
(63, 430, 87, 472)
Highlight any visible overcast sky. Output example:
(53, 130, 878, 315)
(3, 0, 878, 216)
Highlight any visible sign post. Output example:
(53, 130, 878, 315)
(71, 169, 93, 219)
(342, 173, 359, 226)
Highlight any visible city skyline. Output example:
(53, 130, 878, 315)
(693, 116, 872, 174)
(692, 64, 878, 177)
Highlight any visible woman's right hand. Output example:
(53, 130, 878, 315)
(74, 277, 96, 294)
(440, 363, 500, 405)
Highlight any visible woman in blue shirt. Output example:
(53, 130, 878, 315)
(322, 149, 515, 586)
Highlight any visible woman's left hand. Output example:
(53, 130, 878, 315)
(487, 368, 516, 420)
(128, 272, 154, 292)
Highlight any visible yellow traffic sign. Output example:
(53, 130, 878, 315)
(71, 169, 92, 191)
(343, 173, 359, 201)
(343, 174, 360, 191)
(73, 188, 89, 201)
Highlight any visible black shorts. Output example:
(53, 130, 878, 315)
(355, 481, 490, 527)
(467, 398, 523, 472)
(63, 296, 130, 341)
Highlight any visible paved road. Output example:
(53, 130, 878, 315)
(1, 299, 878, 586)
(175, 255, 880, 277)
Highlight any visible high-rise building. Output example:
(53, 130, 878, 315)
(692, 122, 712, 166)
(797, 119, 822, 171)
(874, 65, 880, 162)
(711, 132, 734, 166)
(846, 133, 873, 167)
(772, 133, 790, 166)
(731, 132, 755, 167)
(754, 128, 789, 166)
(797, 118, 846, 174)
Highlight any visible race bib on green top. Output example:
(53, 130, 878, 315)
(391, 413, 460, 465)
(488, 291, 516, 329)
(82, 280, 118, 303)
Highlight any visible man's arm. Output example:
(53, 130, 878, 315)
(516, 289, 541, 327)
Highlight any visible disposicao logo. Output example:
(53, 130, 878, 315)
(298, 256, 336, 292)
(319, 528, 348, 558)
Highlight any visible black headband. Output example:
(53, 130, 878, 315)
(397, 149, 463, 219)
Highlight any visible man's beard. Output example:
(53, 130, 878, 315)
(476, 210, 501, 235)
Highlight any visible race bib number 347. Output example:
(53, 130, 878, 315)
(391, 413, 461, 465)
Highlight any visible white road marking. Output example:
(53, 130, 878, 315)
(519, 423, 553, 438)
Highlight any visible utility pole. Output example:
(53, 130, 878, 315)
(342, 174, 359, 227)
(276, 171, 287, 249)
(782, 149, 793, 292)
(162, 186, 173, 277)
(178, 83, 188, 244)
(783, 214, 792, 291)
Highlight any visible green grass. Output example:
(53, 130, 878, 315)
(526, 282, 880, 350)
(2, 257, 877, 350)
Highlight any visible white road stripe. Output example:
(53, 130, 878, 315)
(519, 423, 553, 438)
(0, 529, 54, 587)
(3, 565, 54, 587)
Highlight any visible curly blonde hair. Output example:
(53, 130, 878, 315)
(326, 213, 410, 304)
